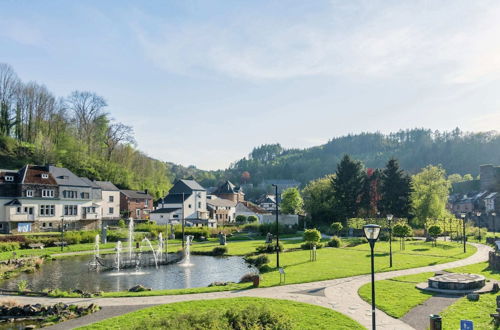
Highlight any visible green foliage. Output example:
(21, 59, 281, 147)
(393, 223, 412, 238)
(280, 187, 304, 214)
(303, 229, 321, 243)
(247, 215, 258, 223)
(332, 155, 365, 223)
(118, 219, 126, 228)
(256, 242, 284, 253)
(300, 242, 324, 249)
(302, 174, 335, 225)
(330, 222, 343, 235)
(379, 158, 412, 218)
(245, 254, 270, 267)
(428, 225, 442, 238)
(411, 165, 451, 227)
(328, 236, 342, 248)
(235, 215, 247, 223)
(212, 246, 228, 256)
(0, 242, 20, 252)
(17, 280, 28, 292)
(258, 223, 297, 236)
(174, 227, 210, 240)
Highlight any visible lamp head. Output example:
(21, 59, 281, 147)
(476, 211, 482, 217)
(460, 213, 466, 219)
(363, 224, 381, 244)
(387, 214, 393, 222)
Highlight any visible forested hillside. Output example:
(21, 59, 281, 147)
(225, 129, 500, 187)
(0, 63, 172, 198)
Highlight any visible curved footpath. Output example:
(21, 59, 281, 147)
(2, 243, 491, 330)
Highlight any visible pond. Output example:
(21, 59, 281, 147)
(1, 254, 254, 292)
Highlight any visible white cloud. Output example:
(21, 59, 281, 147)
(131, 1, 500, 84)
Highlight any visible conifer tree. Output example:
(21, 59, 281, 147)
(379, 158, 412, 218)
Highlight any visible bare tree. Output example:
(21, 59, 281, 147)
(65, 91, 107, 151)
(0, 63, 20, 136)
(104, 121, 135, 160)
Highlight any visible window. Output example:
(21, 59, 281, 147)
(84, 207, 96, 214)
(109, 195, 114, 202)
(42, 189, 54, 198)
(63, 190, 77, 199)
(144, 199, 149, 207)
(5, 176, 14, 182)
(188, 204, 192, 208)
(0, 223, 3, 229)
(80, 192, 90, 199)
(25, 190, 34, 197)
(48, 222, 52, 227)
(109, 207, 114, 214)
(41, 173, 49, 179)
(16, 207, 22, 213)
(42, 222, 46, 227)
(64, 205, 78, 216)
(40, 205, 55, 216)
(173, 214, 179, 219)
(136, 209, 140, 217)
(198, 202, 201, 208)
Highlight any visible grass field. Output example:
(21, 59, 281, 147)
(78, 297, 364, 330)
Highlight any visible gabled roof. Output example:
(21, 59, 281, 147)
(168, 179, 206, 194)
(151, 207, 181, 214)
(49, 165, 90, 187)
(486, 192, 498, 199)
(207, 197, 236, 208)
(80, 177, 101, 189)
(237, 201, 270, 214)
(4, 198, 22, 206)
(22, 165, 57, 185)
(121, 190, 153, 199)
(257, 194, 276, 204)
(213, 180, 237, 194)
(94, 181, 120, 191)
(160, 193, 190, 204)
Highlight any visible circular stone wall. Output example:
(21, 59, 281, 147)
(428, 273, 485, 291)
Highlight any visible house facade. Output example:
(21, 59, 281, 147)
(207, 196, 236, 225)
(120, 190, 153, 220)
(94, 181, 121, 225)
(0, 165, 104, 233)
(213, 180, 245, 203)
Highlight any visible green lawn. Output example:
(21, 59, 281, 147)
(440, 293, 497, 329)
(358, 260, 499, 326)
(78, 297, 364, 330)
(358, 272, 435, 318)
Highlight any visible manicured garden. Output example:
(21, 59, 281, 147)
(78, 297, 364, 330)
(358, 260, 499, 328)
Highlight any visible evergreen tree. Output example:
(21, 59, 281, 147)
(379, 159, 413, 218)
(360, 168, 381, 217)
(331, 155, 365, 223)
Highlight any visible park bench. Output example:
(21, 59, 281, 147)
(28, 243, 44, 249)
(54, 241, 68, 247)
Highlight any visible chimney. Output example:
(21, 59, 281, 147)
(145, 189, 149, 196)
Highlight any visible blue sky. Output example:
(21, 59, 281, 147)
(1, 0, 500, 169)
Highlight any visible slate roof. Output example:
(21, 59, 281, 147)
(237, 201, 270, 214)
(94, 181, 120, 191)
(151, 207, 181, 214)
(213, 180, 239, 194)
(22, 165, 57, 185)
(49, 166, 90, 187)
(4, 199, 22, 206)
(207, 197, 236, 208)
(168, 179, 205, 194)
(80, 177, 101, 189)
(160, 193, 190, 204)
(121, 190, 153, 199)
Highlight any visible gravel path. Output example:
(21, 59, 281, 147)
(400, 295, 459, 330)
(1, 243, 491, 330)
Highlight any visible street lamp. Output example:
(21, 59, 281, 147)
(364, 224, 381, 330)
(461, 213, 466, 253)
(272, 184, 280, 268)
(476, 211, 482, 242)
(60, 217, 65, 252)
(387, 214, 393, 268)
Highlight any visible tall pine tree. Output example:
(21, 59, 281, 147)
(379, 158, 412, 218)
(331, 154, 365, 223)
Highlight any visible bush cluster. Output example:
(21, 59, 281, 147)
(212, 246, 228, 256)
(256, 242, 284, 253)
(0, 242, 20, 252)
(245, 254, 270, 268)
(258, 223, 297, 236)
(328, 236, 342, 248)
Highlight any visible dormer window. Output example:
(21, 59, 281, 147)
(5, 176, 14, 182)
(42, 189, 55, 198)
(41, 173, 49, 179)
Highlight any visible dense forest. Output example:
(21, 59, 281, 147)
(0, 63, 172, 198)
(222, 129, 500, 187)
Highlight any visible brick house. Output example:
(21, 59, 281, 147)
(120, 190, 153, 220)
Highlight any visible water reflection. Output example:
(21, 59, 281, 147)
(2, 254, 253, 292)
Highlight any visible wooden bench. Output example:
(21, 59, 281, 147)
(28, 243, 44, 249)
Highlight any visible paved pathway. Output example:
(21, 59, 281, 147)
(1, 243, 491, 330)
(401, 295, 459, 330)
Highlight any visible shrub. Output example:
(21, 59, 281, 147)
(258, 223, 297, 236)
(247, 215, 258, 223)
(258, 264, 273, 273)
(245, 254, 270, 267)
(212, 246, 228, 256)
(239, 273, 260, 283)
(118, 219, 126, 228)
(393, 224, 413, 239)
(107, 230, 128, 242)
(0, 242, 20, 252)
(241, 223, 260, 233)
(345, 237, 368, 247)
(330, 222, 343, 236)
(328, 236, 342, 248)
(174, 227, 210, 240)
(256, 242, 284, 253)
(300, 242, 324, 249)
(0, 235, 26, 244)
(236, 215, 247, 223)
(303, 228, 321, 244)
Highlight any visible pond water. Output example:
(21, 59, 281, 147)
(1, 254, 254, 292)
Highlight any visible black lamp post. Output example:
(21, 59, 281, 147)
(60, 217, 65, 252)
(387, 214, 393, 268)
(476, 211, 482, 241)
(364, 224, 381, 330)
(272, 184, 280, 268)
(461, 213, 466, 253)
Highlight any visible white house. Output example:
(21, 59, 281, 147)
(94, 181, 121, 224)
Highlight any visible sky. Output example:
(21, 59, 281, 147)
(1, 0, 500, 170)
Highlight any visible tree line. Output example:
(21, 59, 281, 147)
(0, 63, 172, 198)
